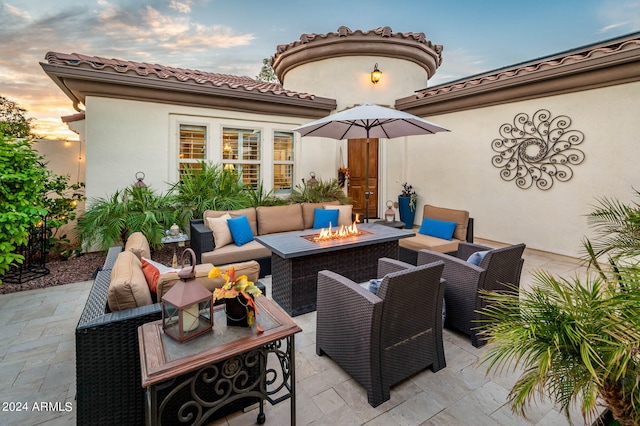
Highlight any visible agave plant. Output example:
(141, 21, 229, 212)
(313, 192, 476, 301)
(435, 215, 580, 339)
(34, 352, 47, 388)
(478, 193, 640, 426)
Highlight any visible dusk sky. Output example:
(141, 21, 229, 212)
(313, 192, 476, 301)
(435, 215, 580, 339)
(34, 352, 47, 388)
(1, 0, 639, 140)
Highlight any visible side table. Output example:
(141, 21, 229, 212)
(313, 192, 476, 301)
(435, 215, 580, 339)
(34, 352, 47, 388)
(161, 233, 189, 267)
(374, 220, 406, 229)
(138, 296, 301, 425)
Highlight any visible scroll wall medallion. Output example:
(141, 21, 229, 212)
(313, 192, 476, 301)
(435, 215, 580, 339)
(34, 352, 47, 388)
(491, 109, 585, 190)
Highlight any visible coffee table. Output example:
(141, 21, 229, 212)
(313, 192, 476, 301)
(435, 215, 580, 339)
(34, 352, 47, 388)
(138, 296, 301, 425)
(255, 223, 414, 316)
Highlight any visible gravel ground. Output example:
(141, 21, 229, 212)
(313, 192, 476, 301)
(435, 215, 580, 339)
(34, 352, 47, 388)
(0, 245, 178, 294)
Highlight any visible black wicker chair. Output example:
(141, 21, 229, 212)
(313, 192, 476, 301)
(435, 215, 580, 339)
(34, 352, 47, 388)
(316, 258, 446, 407)
(417, 242, 525, 347)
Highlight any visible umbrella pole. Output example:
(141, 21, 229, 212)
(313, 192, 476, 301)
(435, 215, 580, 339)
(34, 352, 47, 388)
(365, 136, 369, 223)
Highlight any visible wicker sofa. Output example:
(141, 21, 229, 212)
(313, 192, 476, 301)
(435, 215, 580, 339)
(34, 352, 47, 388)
(399, 204, 474, 264)
(75, 242, 263, 425)
(190, 201, 348, 276)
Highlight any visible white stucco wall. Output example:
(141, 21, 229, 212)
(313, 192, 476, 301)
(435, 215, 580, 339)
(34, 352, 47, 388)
(83, 97, 338, 202)
(76, 78, 639, 258)
(282, 56, 428, 111)
(381, 81, 640, 257)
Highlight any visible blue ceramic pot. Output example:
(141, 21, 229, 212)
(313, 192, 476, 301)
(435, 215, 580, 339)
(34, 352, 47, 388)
(398, 196, 416, 229)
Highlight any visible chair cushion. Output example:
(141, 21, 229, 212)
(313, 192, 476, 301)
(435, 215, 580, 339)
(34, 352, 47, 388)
(108, 251, 153, 311)
(324, 204, 353, 226)
(227, 215, 255, 246)
(256, 204, 304, 235)
(313, 208, 339, 229)
(423, 205, 469, 241)
(399, 233, 460, 254)
(419, 217, 457, 240)
(201, 240, 271, 265)
(467, 250, 490, 266)
(206, 213, 233, 249)
(124, 231, 151, 260)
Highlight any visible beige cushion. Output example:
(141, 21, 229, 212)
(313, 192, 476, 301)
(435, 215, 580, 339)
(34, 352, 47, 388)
(324, 204, 353, 226)
(399, 233, 460, 254)
(201, 240, 271, 265)
(423, 205, 470, 241)
(124, 232, 151, 260)
(301, 201, 340, 229)
(257, 204, 304, 235)
(206, 213, 233, 249)
(107, 251, 153, 311)
(204, 208, 258, 236)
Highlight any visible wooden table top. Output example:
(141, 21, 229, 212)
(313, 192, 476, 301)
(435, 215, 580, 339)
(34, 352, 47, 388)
(138, 296, 301, 388)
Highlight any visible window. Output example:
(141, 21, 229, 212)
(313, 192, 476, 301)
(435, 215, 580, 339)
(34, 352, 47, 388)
(273, 132, 294, 195)
(222, 128, 261, 189)
(179, 124, 206, 175)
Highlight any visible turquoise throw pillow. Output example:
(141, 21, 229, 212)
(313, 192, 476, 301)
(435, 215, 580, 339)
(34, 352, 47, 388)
(227, 215, 255, 246)
(467, 250, 490, 266)
(313, 208, 339, 229)
(418, 217, 457, 240)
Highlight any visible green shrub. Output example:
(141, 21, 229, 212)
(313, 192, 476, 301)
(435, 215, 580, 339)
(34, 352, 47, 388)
(0, 135, 48, 281)
(76, 185, 178, 251)
(289, 177, 351, 204)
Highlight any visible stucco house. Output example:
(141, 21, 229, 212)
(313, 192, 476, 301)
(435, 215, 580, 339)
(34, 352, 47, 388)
(41, 26, 640, 257)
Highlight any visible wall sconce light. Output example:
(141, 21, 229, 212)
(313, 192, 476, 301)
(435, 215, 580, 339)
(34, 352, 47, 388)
(371, 63, 382, 84)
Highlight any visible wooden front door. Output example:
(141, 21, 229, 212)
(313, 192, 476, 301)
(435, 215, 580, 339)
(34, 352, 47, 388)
(348, 138, 378, 219)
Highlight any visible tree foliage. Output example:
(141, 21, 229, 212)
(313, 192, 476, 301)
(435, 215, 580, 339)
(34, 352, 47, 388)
(255, 58, 278, 83)
(0, 95, 32, 138)
(0, 134, 48, 280)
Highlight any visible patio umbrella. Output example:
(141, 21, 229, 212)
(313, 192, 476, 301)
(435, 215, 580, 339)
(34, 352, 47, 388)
(292, 103, 449, 222)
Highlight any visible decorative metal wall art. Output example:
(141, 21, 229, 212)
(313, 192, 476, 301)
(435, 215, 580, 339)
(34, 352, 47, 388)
(491, 109, 585, 190)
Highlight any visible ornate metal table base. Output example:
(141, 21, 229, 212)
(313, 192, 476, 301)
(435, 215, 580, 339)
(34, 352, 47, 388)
(145, 336, 296, 425)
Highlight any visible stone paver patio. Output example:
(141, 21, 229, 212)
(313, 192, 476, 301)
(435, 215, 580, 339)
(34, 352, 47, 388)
(0, 239, 594, 425)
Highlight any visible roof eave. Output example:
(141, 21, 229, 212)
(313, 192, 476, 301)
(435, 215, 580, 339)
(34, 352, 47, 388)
(396, 37, 640, 116)
(41, 62, 337, 118)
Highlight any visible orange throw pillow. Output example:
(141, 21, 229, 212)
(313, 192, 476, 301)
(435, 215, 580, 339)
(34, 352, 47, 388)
(141, 258, 160, 294)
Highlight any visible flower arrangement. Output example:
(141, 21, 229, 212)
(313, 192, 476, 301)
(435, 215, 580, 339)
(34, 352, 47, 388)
(209, 266, 263, 330)
(338, 166, 350, 177)
(400, 182, 418, 212)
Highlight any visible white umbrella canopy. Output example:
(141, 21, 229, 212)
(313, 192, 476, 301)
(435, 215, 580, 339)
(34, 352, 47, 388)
(292, 103, 449, 222)
(292, 103, 449, 139)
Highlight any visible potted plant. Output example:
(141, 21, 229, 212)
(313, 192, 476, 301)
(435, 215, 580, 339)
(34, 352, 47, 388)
(209, 265, 263, 329)
(398, 182, 418, 229)
(478, 192, 640, 426)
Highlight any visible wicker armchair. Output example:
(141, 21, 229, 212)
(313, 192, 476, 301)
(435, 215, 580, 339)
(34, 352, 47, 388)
(417, 242, 525, 347)
(316, 258, 446, 407)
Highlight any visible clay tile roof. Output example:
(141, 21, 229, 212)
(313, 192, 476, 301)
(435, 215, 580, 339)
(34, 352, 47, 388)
(44, 52, 317, 100)
(414, 35, 640, 99)
(272, 26, 443, 65)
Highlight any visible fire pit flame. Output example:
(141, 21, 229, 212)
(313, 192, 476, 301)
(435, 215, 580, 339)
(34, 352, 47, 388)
(313, 221, 361, 241)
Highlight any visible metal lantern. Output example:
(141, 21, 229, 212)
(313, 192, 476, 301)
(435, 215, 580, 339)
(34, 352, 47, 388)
(307, 171, 319, 187)
(161, 248, 213, 343)
(384, 200, 396, 223)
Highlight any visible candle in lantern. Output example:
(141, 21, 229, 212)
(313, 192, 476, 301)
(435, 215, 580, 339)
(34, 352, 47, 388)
(183, 303, 200, 332)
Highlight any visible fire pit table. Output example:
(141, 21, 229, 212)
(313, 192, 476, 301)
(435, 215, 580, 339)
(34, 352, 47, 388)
(255, 223, 415, 316)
